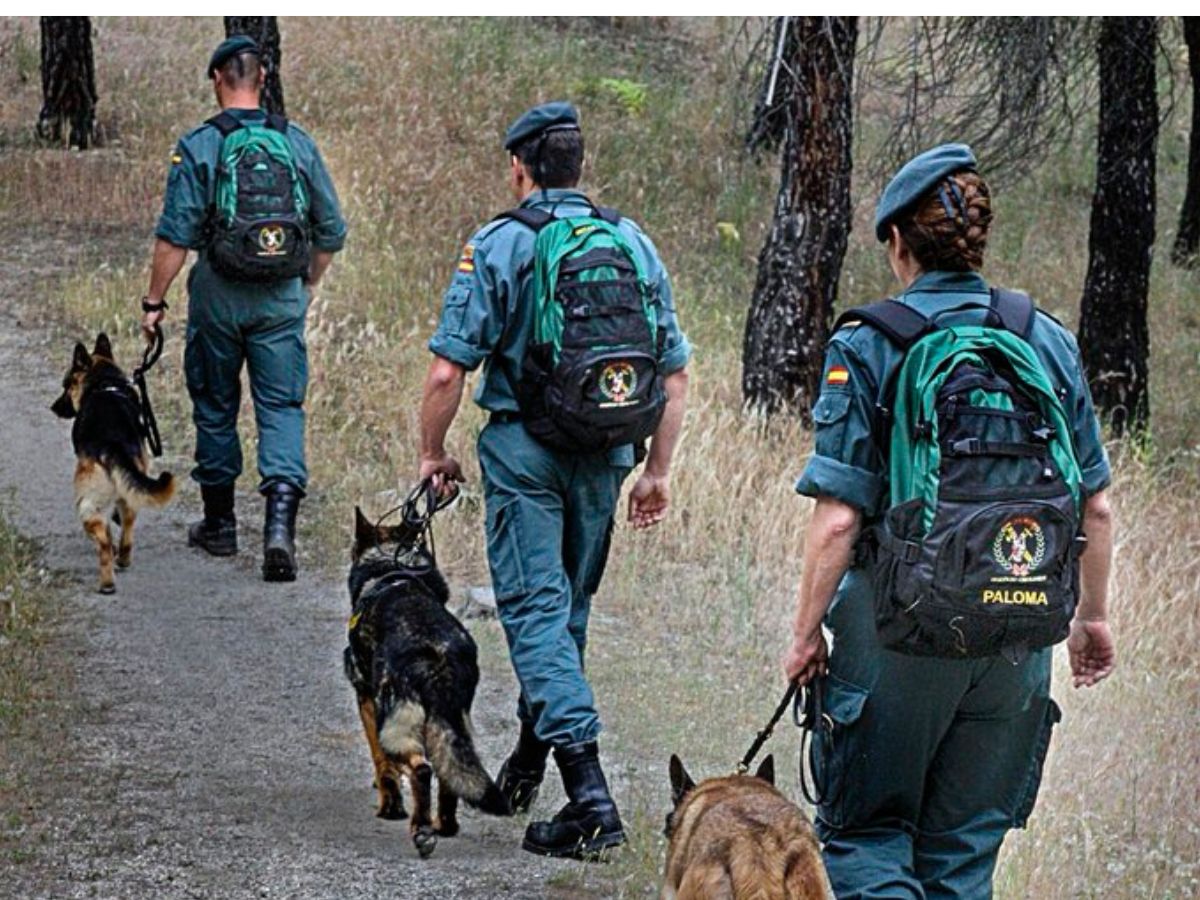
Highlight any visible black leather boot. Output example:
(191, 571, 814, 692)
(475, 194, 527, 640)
(187, 483, 237, 556)
(262, 483, 301, 582)
(497, 721, 551, 814)
(522, 741, 625, 860)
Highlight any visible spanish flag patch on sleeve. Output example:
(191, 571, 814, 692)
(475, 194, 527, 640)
(826, 365, 850, 386)
(457, 244, 475, 273)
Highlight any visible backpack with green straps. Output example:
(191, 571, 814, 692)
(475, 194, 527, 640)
(206, 111, 311, 283)
(836, 289, 1088, 658)
(497, 200, 667, 452)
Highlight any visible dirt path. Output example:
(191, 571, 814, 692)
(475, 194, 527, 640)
(0, 249, 589, 898)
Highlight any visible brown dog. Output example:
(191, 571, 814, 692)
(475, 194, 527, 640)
(51, 334, 174, 593)
(663, 755, 833, 900)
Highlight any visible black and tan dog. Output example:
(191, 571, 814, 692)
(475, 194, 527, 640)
(345, 506, 510, 858)
(51, 334, 174, 593)
(663, 755, 833, 900)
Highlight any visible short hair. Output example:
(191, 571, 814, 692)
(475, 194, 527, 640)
(513, 129, 584, 189)
(217, 51, 262, 91)
(895, 171, 993, 272)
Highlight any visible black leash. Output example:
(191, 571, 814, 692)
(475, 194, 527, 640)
(737, 680, 799, 775)
(736, 676, 838, 807)
(131, 326, 164, 458)
(793, 677, 837, 807)
(373, 477, 459, 571)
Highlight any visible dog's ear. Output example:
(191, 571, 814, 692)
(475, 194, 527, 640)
(669, 754, 695, 808)
(754, 754, 775, 786)
(72, 342, 91, 371)
(92, 333, 113, 360)
(354, 506, 375, 546)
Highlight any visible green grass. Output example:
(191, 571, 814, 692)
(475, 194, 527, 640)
(0, 16, 1197, 898)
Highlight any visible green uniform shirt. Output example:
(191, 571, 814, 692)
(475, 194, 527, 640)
(155, 107, 347, 300)
(797, 270, 1111, 516)
(429, 188, 692, 412)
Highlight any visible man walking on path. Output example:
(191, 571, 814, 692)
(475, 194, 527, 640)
(418, 101, 691, 859)
(140, 35, 346, 582)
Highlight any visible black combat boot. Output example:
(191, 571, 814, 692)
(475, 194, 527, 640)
(522, 741, 625, 860)
(497, 721, 551, 814)
(187, 483, 237, 556)
(262, 482, 301, 582)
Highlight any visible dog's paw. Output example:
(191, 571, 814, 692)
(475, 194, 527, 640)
(377, 796, 408, 821)
(434, 817, 459, 837)
(413, 827, 437, 859)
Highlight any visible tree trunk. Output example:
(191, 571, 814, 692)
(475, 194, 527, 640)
(1078, 17, 1159, 435)
(37, 17, 97, 149)
(1172, 18, 1200, 267)
(224, 16, 285, 116)
(742, 17, 858, 421)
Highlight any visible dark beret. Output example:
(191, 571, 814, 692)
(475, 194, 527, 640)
(207, 35, 260, 78)
(504, 101, 580, 152)
(874, 143, 978, 241)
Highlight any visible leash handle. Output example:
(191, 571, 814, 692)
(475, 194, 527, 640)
(133, 324, 164, 381)
(132, 325, 164, 458)
(795, 676, 839, 807)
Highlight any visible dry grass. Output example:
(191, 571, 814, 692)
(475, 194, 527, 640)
(1, 16, 1197, 898)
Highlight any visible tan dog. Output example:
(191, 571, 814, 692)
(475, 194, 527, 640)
(663, 754, 833, 900)
(51, 334, 174, 593)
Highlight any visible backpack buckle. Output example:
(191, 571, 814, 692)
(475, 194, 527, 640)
(1031, 425, 1055, 443)
(951, 438, 982, 455)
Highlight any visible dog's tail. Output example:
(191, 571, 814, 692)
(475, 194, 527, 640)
(426, 713, 512, 816)
(111, 450, 175, 508)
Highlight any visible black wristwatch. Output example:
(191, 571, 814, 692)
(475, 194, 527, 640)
(141, 297, 169, 313)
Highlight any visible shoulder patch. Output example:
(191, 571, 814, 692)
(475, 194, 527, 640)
(457, 244, 476, 273)
(826, 366, 850, 386)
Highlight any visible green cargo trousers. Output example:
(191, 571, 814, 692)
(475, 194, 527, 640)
(814, 569, 1060, 900)
(477, 420, 632, 747)
(183, 269, 309, 493)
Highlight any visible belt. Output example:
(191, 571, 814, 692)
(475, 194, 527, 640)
(488, 410, 523, 425)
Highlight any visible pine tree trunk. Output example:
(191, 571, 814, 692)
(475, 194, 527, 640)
(742, 17, 858, 421)
(1078, 17, 1159, 436)
(1172, 18, 1200, 267)
(37, 17, 97, 149)
(224, 16, 285, 116)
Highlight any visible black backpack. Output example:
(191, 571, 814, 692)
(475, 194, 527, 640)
(837, 290, 1088, 658)
(205, 111, 311, 283)
(496, 201, 667, 453)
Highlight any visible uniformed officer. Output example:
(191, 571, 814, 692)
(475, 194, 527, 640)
(140, 35, 346, 582)
(782, 145, 1116, 898)
(418, 101, 691, 859)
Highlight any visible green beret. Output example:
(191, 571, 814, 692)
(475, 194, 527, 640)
(504, 101, 580, 152)
(207, 35, 260, 78)
(874, 143, 977, 241)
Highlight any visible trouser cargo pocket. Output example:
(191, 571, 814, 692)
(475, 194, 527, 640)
(1013, 697, 1062, 827)
(812, 673, 870, 830)
(485, 497, 526, 601)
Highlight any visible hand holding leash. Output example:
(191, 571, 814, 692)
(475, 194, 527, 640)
(418, 453, 465, 498)
(140, 297, 167, 346)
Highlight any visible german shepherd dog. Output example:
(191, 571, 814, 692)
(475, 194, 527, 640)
(345, 506, 510, 858)
(664, 755, 833, 900)
(51, 334, 175, 593)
